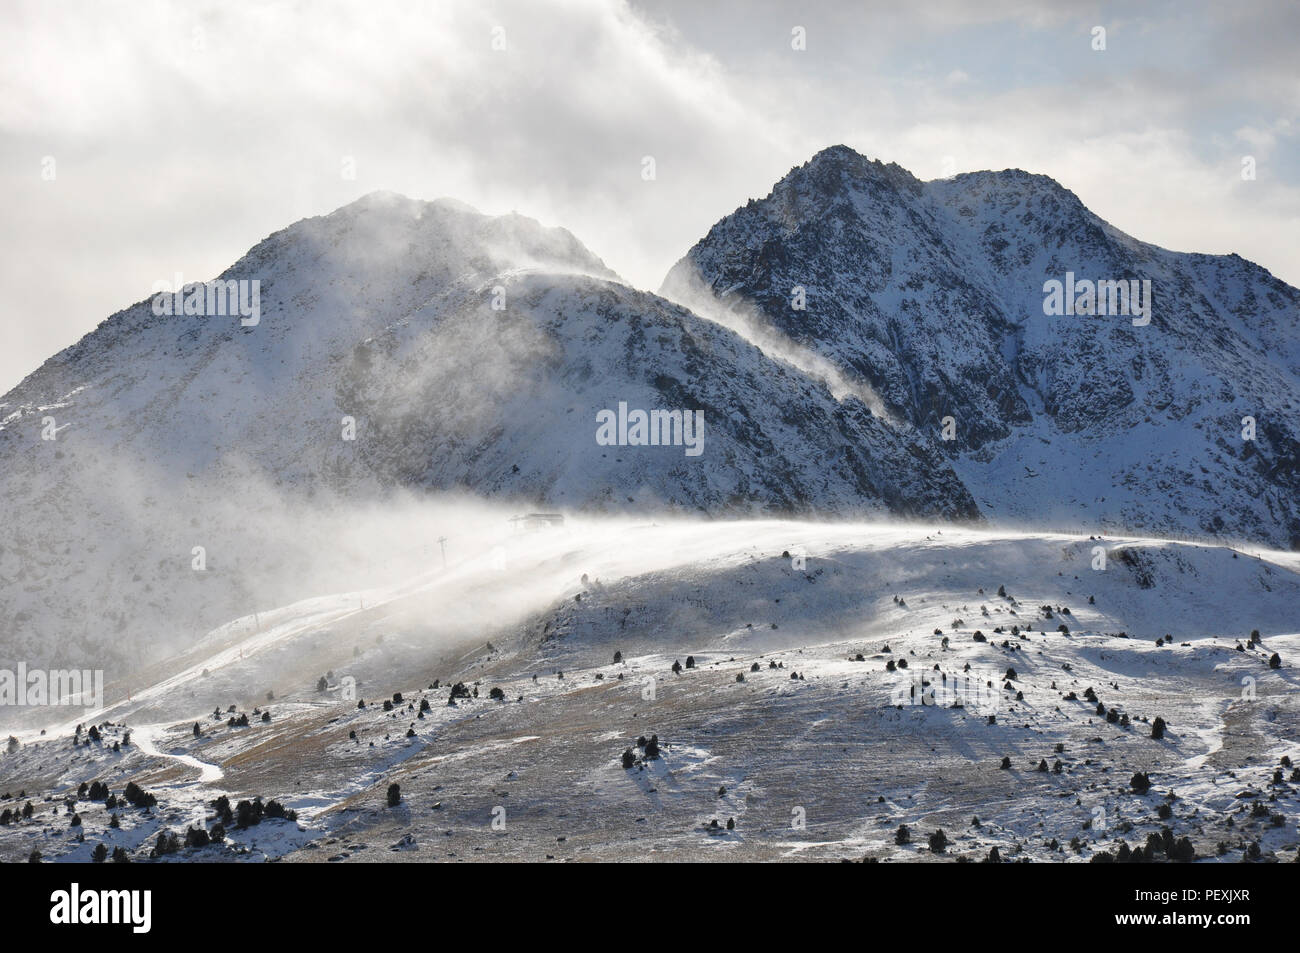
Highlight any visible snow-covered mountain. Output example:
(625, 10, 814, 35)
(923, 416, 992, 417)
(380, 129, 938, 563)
(2, 176, 1297, 864)
(662, 145, 1300, 549)
(0, 191, 973, 675)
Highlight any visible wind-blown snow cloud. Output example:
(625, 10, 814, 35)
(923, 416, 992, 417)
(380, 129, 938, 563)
(1, 0, 1296, 394)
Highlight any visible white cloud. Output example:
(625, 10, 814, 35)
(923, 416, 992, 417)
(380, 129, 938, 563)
(1, 0, 1296, 393)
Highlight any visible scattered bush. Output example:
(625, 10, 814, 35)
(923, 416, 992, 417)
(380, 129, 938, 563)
(150, 832, 180, 858)
(123, 782, 157, 809)
(263, 800, 296, 821)
(211, 795, 234, 825)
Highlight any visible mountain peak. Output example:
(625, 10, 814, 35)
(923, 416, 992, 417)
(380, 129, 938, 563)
(229, 192, 617, 289)
(337, 191, 484, 218)
(663, 146, 1300, 550)
(781, 145, 922, 200)
(928, 167, 1086, 211)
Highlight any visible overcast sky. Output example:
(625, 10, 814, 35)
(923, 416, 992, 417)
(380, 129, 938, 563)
(3, 0, 1296, 394)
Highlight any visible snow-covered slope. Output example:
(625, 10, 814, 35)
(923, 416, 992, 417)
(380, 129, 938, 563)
(0, 193, 973, 675)
(335, 269, 972, 514)
(662, 145, 1300, 549)
(2, 519, 1296, 862)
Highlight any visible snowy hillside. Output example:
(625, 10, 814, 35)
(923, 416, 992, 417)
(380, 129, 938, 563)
(662, 145, 1300, 549)
(2, 518, 1296, 862)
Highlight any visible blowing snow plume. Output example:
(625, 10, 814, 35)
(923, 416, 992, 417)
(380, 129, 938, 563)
(659, 261, 897, 422)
